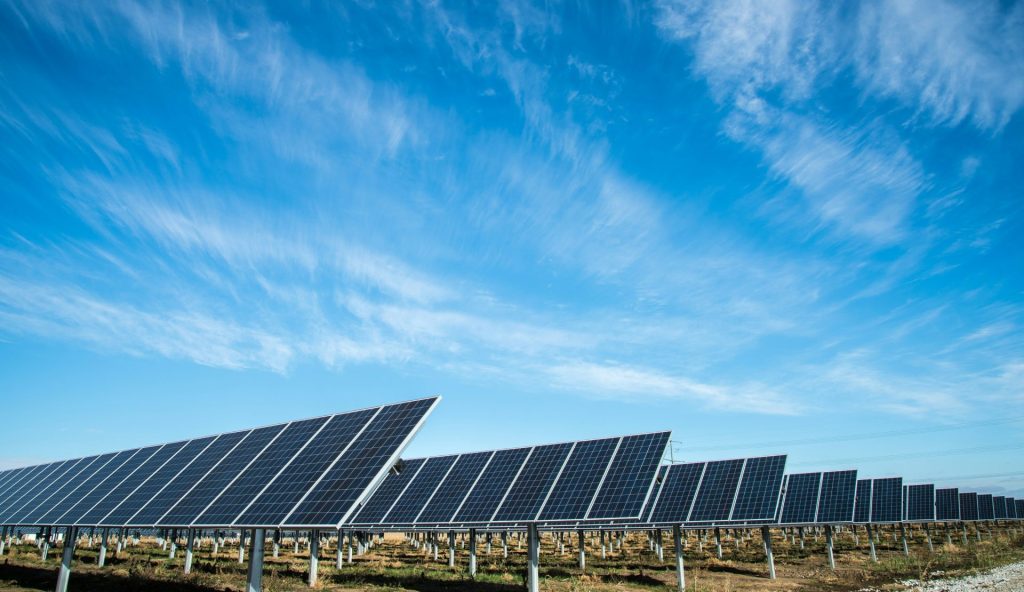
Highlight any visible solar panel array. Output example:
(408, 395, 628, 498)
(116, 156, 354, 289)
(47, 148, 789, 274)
(904, 484, 935, 522)
(960, 492, 979, 521)
(935, 488, 960, 521)
(350, 432, 670, 526)
(0, 398, 439, 529)
(978, 494, 995, 520)
(643, 455, 787, 526)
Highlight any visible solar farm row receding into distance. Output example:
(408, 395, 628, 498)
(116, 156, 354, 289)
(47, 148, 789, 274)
(0, 398, 439, 530)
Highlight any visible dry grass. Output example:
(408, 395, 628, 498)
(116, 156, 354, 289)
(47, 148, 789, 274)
(1, 524, 1022, 591)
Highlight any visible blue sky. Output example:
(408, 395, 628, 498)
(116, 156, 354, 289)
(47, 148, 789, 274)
(0, 1, 1022, 498)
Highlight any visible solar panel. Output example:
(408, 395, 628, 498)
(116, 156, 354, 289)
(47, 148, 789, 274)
(688, 459, 744, 522)
(416, 452, 492, 523)
(730, 455, 787, 522)
(56, 446, 163, 525)
(281, 398, 438, 527)
(234, 408, 378, 526)
(935, 488, 960, 521)
(905, 484, 935, 522)
(351, 459, 426, 524)
(960, 492, 979, 521)
(77, 441, 187, 526)
(1007, 497, 1018, 520)
(493, 443, 574, 522)
(193, 417, 330, 526)
(870, 477, 902, 523)
(993, 496, 1008, 520)
(817, 470, 858, 523)
(385, 455, 460, 523)
(585, 433, 669, 520)
(978, 494, 995, 520)
(646, 462, 704, 524)
(128, 433, 246, 525)
(1016, 500, 1024, 520)
(779, 472, 821, 524)
(538, 438, 619, 521)
(0, 397, 438, 529)
(853, 479, 871, 523)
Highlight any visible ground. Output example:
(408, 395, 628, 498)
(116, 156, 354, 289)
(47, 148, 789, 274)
(1, 525, 1022, 591)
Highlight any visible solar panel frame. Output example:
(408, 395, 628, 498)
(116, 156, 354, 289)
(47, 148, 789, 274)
(816, 470, 858, 524)
(853, 479, 872, 523)
(993, 496, 1008, 520)
(904, 484, 935, 522)
(935, 488, 960, 521)
(869, 477, 903, 523)
(585, 433, 670, 522)
(779, 472, 821, 525)
(978, 494, 995, 520)
(646, 462, 705, 524)
(728, 455, 787, 523)
(960, 492, 979, 521)
(687, 459, 745, 523)
(494, 443, 574, 523)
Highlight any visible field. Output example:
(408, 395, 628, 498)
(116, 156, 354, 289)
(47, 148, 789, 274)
(1, 525, 1023, 592)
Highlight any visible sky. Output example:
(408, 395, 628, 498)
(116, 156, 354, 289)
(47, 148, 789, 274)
(0, 1, 1022, 498)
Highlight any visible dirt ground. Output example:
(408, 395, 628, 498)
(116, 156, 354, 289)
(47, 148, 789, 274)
(1, 525, 1022, 591)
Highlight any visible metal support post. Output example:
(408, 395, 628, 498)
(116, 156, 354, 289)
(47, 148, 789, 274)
(527, 524, 540, 592)
(448, 531, 456, 568)
(578, 530, 585, 570)
(673, 525, 685, 592)
(899, 523, 909, 556)
(246, 529, 264, 592)
(97, 528, 109, 568)
(55, 526, 77, 592)
(308, 530, 319, 587)
(714, 527, 723, 559)
(185, 529, 196, 574)
(761, 526, 776, 580)
(867, 523, 877, 562)
(469, 529, 478, 577)
(337, 530, 345, 569)
(825, 524, 835, 570)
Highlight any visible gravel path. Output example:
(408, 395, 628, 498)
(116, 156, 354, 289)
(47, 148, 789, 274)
(895, 561, 1024, 591)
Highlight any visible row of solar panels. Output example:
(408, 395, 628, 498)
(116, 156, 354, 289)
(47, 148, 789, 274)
(347, 432, 671, 527)
(636, 460, 1022, 527)
(0, 399, 438, 529)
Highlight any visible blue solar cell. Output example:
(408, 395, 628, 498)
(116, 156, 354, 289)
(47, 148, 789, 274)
(870, 478, 903, 523)
(688, 459, 744, 522)
(0, 462, 70, 524)
(80, 441, 188, 526)
(587, 433, 669, 520)
(351, 458, 426, 524)
(235, 408, 378, 526)
(731, 455, 787, 522)
(32, 452, 135, 525)
(454, 448, 530, 523)
(647, 462, 704, 524)
(416, 452, 492, 524)
(283, 398, 436, 526)
(1015, 499, 1023, 520)
(853, 479, 872, 523)
(960, 492, 979, 521)
(905, 484, 935, 522)
(193, 417, 328, 526)
(780, 472, 821, 524)
(159, 426, 283, 526)
(935, 488, 960, 521)
(493, 443, 573, 522)
(538, 438, 618, 521)
(993, 496, 1008, 519)
(115, 435, 228, 526)
(58, 446, 163, 525)
(816, 470, 857, 523)
(386, 456, 459, 523)
(1007, 497, 1017, 520)
(978, 494, 994, 520)
(20, 454, 119, 525)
